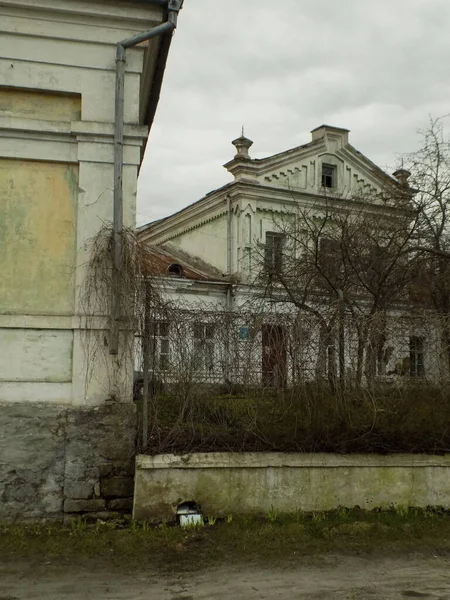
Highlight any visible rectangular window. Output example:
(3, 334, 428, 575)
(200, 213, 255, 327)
(265, 232, 283, 272)
(318, 236, 343, 271)
(322, 164, 336, 188)
(319, 236, 340, 258)
(193, 323, 215, 372)
(150, 321, 170, 371)
(409, 336, 425, 378)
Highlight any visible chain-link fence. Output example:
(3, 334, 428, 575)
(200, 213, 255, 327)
(136, 309, 450, 391)
(134, 307, 450, 455)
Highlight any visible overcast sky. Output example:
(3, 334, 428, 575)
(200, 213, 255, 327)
(136, 0, 450, 226)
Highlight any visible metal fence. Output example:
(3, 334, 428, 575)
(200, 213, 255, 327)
(133, 306, 450, 454)
(135, 308, 450, 395)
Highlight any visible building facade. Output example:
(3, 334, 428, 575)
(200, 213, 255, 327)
(0, 0, 182, 521)
(139, 125, 408, 281)
(138, 126, 443, 389)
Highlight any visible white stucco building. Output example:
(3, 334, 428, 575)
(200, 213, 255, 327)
(139, 125, 408, 281)
(137, 126, 439, 387)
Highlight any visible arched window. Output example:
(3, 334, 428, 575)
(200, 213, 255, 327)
(167, 263, 183, 277)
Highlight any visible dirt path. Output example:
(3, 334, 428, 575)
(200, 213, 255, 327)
(1, 555, 450, 599)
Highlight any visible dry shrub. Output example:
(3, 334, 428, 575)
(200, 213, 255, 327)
(133, 306, 450, 455)
(80, 228, 450, 454)
(138, 383, 450, 455)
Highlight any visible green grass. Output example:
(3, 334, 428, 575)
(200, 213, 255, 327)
(1, 507, 450, 572)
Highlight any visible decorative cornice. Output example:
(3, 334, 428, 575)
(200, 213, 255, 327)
(0, 118, 148, 142)
(138, 183, 236, 243)
(139, 148, 404, 245)
(338, 146, 398, 188)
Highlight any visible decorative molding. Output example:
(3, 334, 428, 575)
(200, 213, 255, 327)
(264, 166, 302, 184)
(255, 139, 327, 174)
(140, 140, 402, 247)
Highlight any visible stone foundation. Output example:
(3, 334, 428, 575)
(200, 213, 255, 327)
(0, 402, 136, 522)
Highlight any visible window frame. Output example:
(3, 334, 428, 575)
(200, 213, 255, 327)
(264, 231, 284, 273)
(321, 163, 337, 189)
(409, 335, 425, 378)
(150, 320, 170, 372)
(193, 322, 215, 372)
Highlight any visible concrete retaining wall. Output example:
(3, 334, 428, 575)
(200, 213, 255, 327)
(0, 402, 136, 522)
(133, 452, 450, 521)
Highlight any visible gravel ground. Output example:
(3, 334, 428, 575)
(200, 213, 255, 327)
(1, 554, 450, 599)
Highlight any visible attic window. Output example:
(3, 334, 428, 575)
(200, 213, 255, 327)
(322, 164, 336, 188)
(168, 263, 183, 277)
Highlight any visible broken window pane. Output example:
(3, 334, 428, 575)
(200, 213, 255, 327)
(322, 164, 336, 188)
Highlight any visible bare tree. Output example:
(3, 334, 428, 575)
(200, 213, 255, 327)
(402, 117, 450, 372)
(253, 191, 420, 389)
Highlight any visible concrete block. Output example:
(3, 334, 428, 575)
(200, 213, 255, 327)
(107, 498, 133, 511)
(64, 499, 105, 513)
(84, 511, 122, 522)
(101, 477, 134, 498)
(64, 481, 94, 500)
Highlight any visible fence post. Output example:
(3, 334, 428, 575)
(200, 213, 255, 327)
(337, 289, 345, 388)
(142, 279, 152, 451)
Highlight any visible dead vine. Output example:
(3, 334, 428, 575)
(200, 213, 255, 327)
(79, 222, 164, 401)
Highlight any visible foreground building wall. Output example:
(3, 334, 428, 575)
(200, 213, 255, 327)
(1, 402, 135, 521)
(134, 453, 450, 521)
(0, 0, 176, 521)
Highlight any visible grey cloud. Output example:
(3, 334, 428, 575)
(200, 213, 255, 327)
(137, 0, 450, 225)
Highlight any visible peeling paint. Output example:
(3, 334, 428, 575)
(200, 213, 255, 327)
(0, 159, 78, 314)
(0, 88, 81, 122)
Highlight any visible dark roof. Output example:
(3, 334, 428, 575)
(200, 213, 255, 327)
(141, 244, 227, 283)
(253, 140, 314, 163)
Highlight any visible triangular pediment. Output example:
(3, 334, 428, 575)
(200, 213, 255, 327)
(225, 126, 400, 200)
(256, 143, 395, 198)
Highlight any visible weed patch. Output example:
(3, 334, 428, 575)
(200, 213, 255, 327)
(142, 385, 450, 455)
(1, 507, 450, 571)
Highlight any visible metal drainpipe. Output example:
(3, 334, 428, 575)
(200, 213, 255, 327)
(110, 0, 184, 355)
(337, 288, 345, 386)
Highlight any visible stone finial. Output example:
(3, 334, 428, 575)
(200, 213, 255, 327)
(231, 132, 253, 159)
(393, 168, 411, 186)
